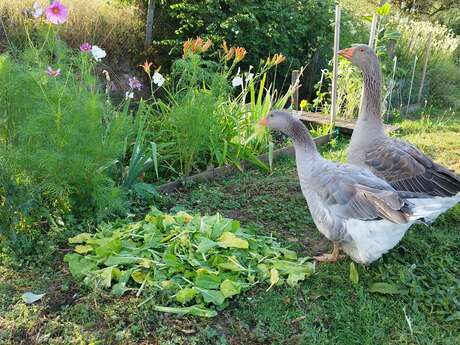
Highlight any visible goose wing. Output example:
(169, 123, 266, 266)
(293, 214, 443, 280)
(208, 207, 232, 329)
(364, 138, 460, 197)
(318, 167, 412, 224)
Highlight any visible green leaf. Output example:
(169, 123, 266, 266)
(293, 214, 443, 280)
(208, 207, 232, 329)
(162, 215, 176, 227)
(176, 288, 198, 304)
(280, 248, 297, 260)
(199, 289, 225, 305)
(349, 263, 359, 285)
(286, 272, 306, 287)
(257, 263, 270, 277)
(153, 305, 217, 318)
(268, 141, 274, 171)
(220, 279, 241, 298)
(104, 255, 144, 266)
(64, 253, 97, 280)
(217, 231, 249, 249)
(195, 270, 221, 289)
(197, 237, 218, 254)
(376, 3, 391, 16)
(74, 245, 93, 254)
(150, 141, 159, 179)
(111, 282, 129, 296)
(273, 260, 315, 276)
(94, 238, 122, 258)
(163, 252, 183, 273)
(131, 271, 153, 285)
(267, 268, 279, 291)
(218, 261, 245, 272)
(21, 292, 45, 304)
(68, 233, 92, 244)
(94, 266, 114, 288)
(368, 282, 406, 295)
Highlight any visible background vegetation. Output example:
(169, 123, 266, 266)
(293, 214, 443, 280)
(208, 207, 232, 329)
(0, 1, 458, 343)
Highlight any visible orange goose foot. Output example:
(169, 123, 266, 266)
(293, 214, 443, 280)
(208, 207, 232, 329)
(314, 241, 345, 263)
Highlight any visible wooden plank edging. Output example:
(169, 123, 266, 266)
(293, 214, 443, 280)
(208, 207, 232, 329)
(157, 134, 330, 194)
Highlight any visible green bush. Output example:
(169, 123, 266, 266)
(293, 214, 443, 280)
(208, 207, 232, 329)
(0, 43, 132, 251)
(152, 0, 335, 80)
(143, 43, 293, 181)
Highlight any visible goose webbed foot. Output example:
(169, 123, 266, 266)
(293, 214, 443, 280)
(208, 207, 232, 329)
(314, 241, 344, 263)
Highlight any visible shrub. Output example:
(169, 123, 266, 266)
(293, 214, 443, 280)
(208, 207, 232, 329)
(143, 41, 293, 181)
(148, 0, 336, 90)
(0, 34, 132, 251)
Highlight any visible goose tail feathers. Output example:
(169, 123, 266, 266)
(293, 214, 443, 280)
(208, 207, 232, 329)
(408, 193, 460, 223)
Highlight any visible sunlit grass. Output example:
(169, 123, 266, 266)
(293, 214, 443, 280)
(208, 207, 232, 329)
(0, 0, 143, 59)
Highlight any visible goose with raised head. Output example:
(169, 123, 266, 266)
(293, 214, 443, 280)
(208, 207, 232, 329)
(339, 45, 460, 220)
(259, 111, 447, 264)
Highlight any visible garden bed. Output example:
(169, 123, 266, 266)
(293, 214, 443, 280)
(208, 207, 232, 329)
(157, 134, 330, 193)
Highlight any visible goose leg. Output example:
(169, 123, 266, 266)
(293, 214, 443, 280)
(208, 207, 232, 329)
(314, 241, 344, 262)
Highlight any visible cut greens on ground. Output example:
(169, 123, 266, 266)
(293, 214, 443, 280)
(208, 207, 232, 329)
(64, 209, 315, 317)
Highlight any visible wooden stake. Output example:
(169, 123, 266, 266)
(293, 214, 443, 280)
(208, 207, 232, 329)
(386, 56, 397, 121)
(145, 0, 156, 49)
(358, 13, 379, 114)
(291, 70, 300, 110)
(330, 4, 341, 131)
(417, 32, 432, 105)
(406, 55, 418, 114)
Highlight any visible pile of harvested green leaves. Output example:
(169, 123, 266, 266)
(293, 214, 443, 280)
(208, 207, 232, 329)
(64, 208, 315, 317)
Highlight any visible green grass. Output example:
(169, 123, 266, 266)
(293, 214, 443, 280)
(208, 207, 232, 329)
(1, 119, 459, 344)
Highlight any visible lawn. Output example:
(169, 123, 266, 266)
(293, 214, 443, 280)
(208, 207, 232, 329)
(1, 117, 459, 345)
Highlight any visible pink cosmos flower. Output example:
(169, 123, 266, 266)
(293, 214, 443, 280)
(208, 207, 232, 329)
(45, 1, 68, 25)
(80, 42, 92, 52)
(46, 66, 61, 77)
(128, 77, 142, 91)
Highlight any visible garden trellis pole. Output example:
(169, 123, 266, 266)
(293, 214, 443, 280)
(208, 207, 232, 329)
(417, 32, 432, 105)
(145, 0, 156, 49)
(386, 55, 397, 121)
(406, 55, 418, 114)
(330, 4, 341, 132)
(291, 70, 300, 110)
(358, 13, 379, 114)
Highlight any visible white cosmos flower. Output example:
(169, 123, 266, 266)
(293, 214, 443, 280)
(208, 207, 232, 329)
(33, 1, 43, 18)
(125, 91, 134, 99)
(232, 76, 243, 88)
(152, 71, 165, 86)
(91, 45, 106, 61)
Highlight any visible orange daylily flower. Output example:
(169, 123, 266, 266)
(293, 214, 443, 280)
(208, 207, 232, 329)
(139, 60, 153, 74)
(268, 53, 286, 65)
(183, 38, 193, 57)
(221, 40, 235, 61)
(183, 37, 213, 57)
(234, 47, 247, 62)
(201, 39, 212, 52)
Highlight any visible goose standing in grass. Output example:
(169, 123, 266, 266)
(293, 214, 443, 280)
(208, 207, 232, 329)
(338, 45, 460, 220)
(259, 111, 446, 263)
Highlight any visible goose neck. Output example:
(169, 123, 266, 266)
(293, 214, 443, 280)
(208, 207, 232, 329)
(361, 66, 382, 122)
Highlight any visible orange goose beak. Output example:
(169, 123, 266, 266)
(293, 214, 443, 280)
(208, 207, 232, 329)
(259, 117, 268, 126)
(338, 47, 355, 61)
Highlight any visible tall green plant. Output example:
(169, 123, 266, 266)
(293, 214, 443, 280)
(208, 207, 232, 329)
(0, 37, 131, 249)
(122, 104, 159, 189)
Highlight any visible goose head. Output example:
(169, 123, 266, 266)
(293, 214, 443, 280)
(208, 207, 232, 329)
(259, 110, 300, 138)
(259, 110, 316, 152)
(338, 44, 379, 74)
